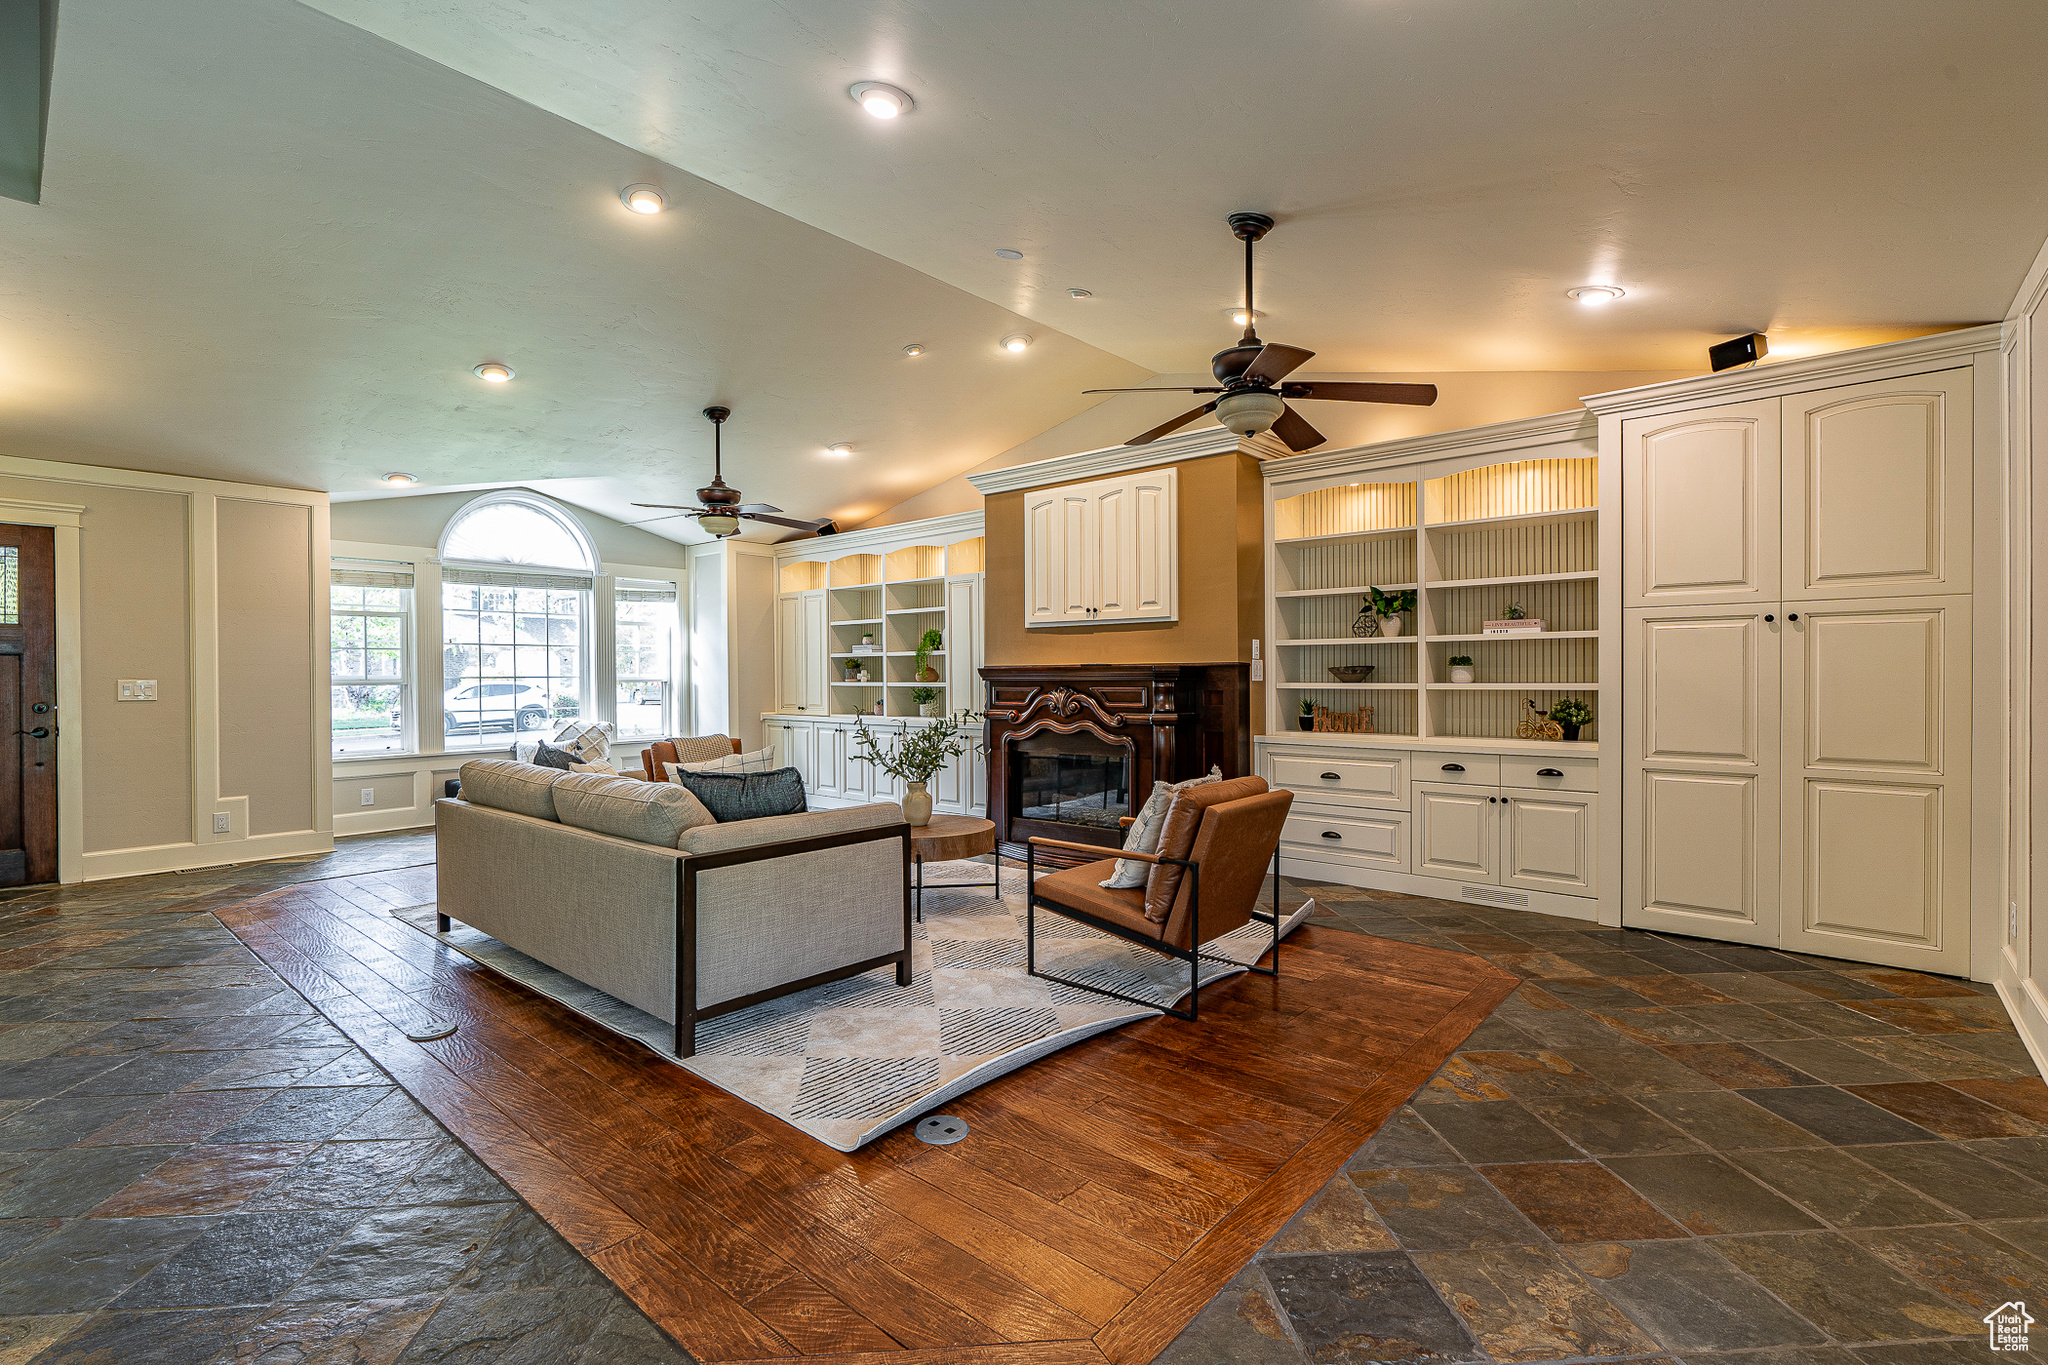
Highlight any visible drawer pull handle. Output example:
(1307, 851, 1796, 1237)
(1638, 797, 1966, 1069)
(1320, 831, 1342, 840)
(1537, 768, 1564, 777)
(1442, 763, 1465, 772)
(1319, 771, 1341, 780)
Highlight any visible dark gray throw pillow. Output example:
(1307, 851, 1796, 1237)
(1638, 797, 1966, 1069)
(530, 741, 578, 771)
(674, 766, 807, 822)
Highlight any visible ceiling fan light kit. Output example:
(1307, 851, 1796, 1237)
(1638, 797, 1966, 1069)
(628, 405, 836, 541)
(1079, 211, 1439, 453)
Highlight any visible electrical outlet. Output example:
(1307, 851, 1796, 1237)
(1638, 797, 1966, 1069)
(212, 813, 231, 834)
(118, 679, 158, 702)
(360, 788, 376, 807)
(1249, 657, 1264, 681)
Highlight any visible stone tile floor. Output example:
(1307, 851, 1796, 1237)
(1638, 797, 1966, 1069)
(1160, 881, 2044, 1365)
(0, 832, 684, 1364)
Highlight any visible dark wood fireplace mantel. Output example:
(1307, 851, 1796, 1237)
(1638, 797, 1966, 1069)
(979, 663, 1251, 863)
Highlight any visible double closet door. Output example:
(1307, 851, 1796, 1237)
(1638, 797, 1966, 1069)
(1622, 370, 1973, 973)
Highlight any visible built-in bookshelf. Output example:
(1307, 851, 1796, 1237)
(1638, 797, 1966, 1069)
(1267, 450, 1600, 744)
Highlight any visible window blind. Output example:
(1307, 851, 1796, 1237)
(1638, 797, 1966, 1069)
(442, 566, 594, 591)
(616, 578, 679, 603)
(332, 561, 415, 589)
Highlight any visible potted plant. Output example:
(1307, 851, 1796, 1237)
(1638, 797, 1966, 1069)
(1549, 697, 1593, 742)
(1297, 697, 1315, 731)
(1448, 655, 1475, 684)
(1368, 586, 1416, 638)
(852, 712, 982, 826)
(911, 685, 942, 718)
(913, 628, 943, 682)
(842, 661, 861, 682)
(1505, 602, 1526, 620)
(860, 631, 875, 649)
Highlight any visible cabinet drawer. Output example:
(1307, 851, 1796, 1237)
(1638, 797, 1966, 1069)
(1500, 755, 1598, 792)
(1270, 753, 1407, 808)
(1413, 752, 1500, 785)
(1281, 807, 1407, 872)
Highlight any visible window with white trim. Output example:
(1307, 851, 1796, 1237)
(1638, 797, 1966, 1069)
(614, 578, 679, 739)
(331, 562, 412, 757)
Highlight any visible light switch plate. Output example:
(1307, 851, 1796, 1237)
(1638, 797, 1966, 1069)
(118, 679, 158, 702)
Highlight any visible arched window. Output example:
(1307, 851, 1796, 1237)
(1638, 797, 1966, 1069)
(437, 491, 598, 574)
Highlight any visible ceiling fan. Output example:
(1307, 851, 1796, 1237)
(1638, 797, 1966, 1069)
(1085, 212, 1439, 452)
(631, 406, 838, 539)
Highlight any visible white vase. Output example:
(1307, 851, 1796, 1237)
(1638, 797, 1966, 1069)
(902, 780, 933, 826)
(919, 702, 942, 718)
(1377, 615, 1404, 638)
(1450, 666, 1475, 684)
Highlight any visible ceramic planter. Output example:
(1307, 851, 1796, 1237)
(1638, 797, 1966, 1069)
(902, 780, 933, 826)
(1376, 615, 1404, 638)
(919, 702, 942, 718)
(1450, 666, 1475, 684)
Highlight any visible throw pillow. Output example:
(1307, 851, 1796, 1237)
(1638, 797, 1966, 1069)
(530, 741, 578, 771)
(1101, 766, 1222, 889)
(569, 759, 619, 776)
(673, 766, 807, 822)
(549, 720, 614, 763)
(667, 744, 776, 777)
(668, 734, 738, 766)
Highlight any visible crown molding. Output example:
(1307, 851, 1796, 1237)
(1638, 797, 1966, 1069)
(1260, 410, 1596, 486)
(967, 425, 1288, 496)
(774, 509, 985, 562)
(1581, 325, 2002, 416)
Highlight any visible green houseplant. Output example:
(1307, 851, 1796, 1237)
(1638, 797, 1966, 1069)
(1368, 586, 1416, 638)
(1549, 697, 1593, 741)
(1448, 654, 1475, 684)
(852, 712, 982, 826)
(913, 628, 943, 682)
(910, 684, 941, 718)
(1297, 696, 1315, 731)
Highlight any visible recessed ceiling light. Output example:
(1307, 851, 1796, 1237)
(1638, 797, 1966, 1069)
(382, 472, 416, 486)
(1067, 288, 1093, 299)
(472, 362, 514, 383)
(902, 343, 925, 357)
(620, 184, 664, 214)
(1567, 285, 1626, 306)
(849, 81, 913, 119)
(826, 443, 854, 458)
(994, 248, 1024, 260)
(1001, 334, 1032, 353)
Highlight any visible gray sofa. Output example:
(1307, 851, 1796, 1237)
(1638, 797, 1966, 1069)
(436, 759, 911, 1056)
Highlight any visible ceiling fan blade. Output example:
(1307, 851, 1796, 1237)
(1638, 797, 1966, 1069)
(1269, 403, 1326, 453)
(1126, 401, 1217, 446)
(1281, 381, 1439, 406)
(631, 502, 697, 509)
(1242, 343, 1315, 385)
(620, 510, 701, 527)
(1083, 386, 1223, 395)
(740, 512, 834, 531)
(734, 502, 784, 515)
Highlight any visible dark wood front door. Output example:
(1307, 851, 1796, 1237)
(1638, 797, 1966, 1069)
(0, 526, 57, 885)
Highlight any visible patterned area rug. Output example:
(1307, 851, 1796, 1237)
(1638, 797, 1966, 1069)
(394, 861, 1310, 1150)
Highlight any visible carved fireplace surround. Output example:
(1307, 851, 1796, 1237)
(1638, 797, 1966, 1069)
(979, 664, 1252, 863)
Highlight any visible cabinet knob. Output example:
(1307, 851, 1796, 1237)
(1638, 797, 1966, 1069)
(1765, 614, 1775, 622)
(1489, 796, 1498, 803)
(1319, 771, 1341, 780)
(1788, 613, 1800, 622)
(1537, 768, 1564, 777)
(1442, 763, 1465, 772)
(1320, 831, 1342, 840)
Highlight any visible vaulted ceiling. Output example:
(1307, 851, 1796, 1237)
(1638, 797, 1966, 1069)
(3, 0, 2044, 539)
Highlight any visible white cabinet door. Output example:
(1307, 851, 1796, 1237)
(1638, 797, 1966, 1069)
(789, 721, 816, 789)
(774, 595, 801, 711)
(1624, 606, 1781, 945)
(931, 748, 964, 811)
(762, 719, 789, 770)
(1781, 370, 1972, 602)
(1623, 398, 1780, 607)
(1023, 486, 1096, 627)
(799, 590, 828, 712)
(1094, 479, 1131, 618)
(1124, 469, 1177, 622)
(1411, 782, 1499, 882)
(810, 724, 844, 799)
(1022, 471, 1175, 627)
(945, 574, 983, 717)
(1779, 595, 1970, 973)
(1503, 789, 1598, 896)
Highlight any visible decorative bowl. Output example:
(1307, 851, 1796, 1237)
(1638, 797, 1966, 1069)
(1327, 665, 1377, 683)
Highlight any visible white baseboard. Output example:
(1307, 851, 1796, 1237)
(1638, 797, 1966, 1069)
(80, 829, 334, 882)
(1998, 974, 2048, 1079)
(1278, 854, 1600, 923)
(334, 806, 435, 838)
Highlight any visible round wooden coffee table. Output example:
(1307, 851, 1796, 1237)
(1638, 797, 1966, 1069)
(908, 814, 999, 922)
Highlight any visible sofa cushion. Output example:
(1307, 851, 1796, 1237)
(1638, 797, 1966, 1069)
(457, 759, 566, 821)
(553, 773, 716, 847)
(1144, 776, 1270, 924)
(670, 734, 739, 765)
(1036, 859, 1158, 939)
(675, 766, 807, 823)
(678, 801, 902, 856)
(670, 744, 777, 777)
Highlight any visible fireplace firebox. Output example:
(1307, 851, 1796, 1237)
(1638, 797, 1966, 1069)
(979, 663, 1251, 864)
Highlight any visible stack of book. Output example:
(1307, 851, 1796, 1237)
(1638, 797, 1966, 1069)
(849, 642, 877, 654)
(1481, 618, 1545, 635)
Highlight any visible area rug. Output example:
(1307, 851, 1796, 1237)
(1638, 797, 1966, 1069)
(393, 861, 1311, 1151)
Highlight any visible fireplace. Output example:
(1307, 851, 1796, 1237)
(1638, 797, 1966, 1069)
(980, 663, 1252, 863)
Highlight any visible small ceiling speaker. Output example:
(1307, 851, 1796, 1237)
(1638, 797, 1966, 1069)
(1709, 333, 1769, 372)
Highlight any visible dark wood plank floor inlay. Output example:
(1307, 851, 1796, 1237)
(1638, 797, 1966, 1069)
(214, 869, 1515, 1365)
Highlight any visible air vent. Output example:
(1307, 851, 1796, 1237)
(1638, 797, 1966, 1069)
(1461, 885, 1529, 907)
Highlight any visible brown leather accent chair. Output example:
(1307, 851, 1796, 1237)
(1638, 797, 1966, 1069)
(1024, 775, 1293, 1020)
(639, 734, 744, 781)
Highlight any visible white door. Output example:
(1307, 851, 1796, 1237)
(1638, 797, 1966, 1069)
(775, 594, 800, 711)
(1782, 370, 1973, 602)
(1624, 606, 1781, 944)
(1623, 398, 1781, 607)
(1779, 595, 1971, 973)
(1412, 782, 1499, 883)
(799, 590, 828, 712)
(1502, 789, 1598, 896)
(1125, 469, 1178, 622)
